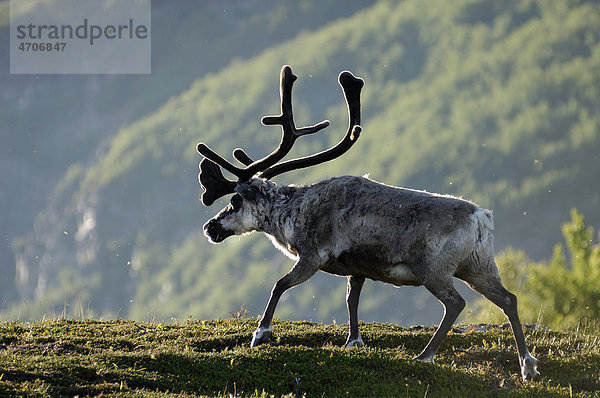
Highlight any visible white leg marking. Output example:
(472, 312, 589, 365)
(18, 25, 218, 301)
(250, 325, 273, 347)
(521, 352, 539, 381)
(345, 333, 364, 348)
(414, 353, 435, 363)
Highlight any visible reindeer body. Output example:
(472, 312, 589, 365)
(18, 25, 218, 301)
(220, 175, 488, 287)
(198, 66, 539, 380)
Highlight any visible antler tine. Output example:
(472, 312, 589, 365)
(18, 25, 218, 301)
(240, 65, 330, 178)
(198, 158, 237, 206)
(259, 70, 364, 180)
(197, 143, 244, 177)
(233, 148, 254, 166)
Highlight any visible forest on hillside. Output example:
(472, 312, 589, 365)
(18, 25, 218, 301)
(2, 0, 599, 329)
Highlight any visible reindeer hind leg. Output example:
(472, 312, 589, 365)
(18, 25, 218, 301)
(460, 270, 539, 381)
(345, 275, 365, 348)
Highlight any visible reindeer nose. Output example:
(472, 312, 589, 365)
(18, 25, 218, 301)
(203, 219, 232, 243)
(204, 219, 218, 241)
(203, 219, 217, 235)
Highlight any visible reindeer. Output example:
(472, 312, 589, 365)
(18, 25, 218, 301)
(196, 65, 539, 380)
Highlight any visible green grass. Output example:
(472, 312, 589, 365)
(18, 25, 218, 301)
(0, 318, 598, 397)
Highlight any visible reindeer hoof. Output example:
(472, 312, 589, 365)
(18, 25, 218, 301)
(414, 352, 435, 363)
(250, 326, 273, 347)
(344, 336, 364, 348)
(521, 354, 540, 381)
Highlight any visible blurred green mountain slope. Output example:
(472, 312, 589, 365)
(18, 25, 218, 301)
(7, 0, 600, 326)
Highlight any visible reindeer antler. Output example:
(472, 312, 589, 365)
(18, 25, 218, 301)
(197, 66, 329, 179)
(198, 159, 237, 206)
(259, 70, 363, 179)
(197, 65, 330, 204)
(197, 65, 364, 205)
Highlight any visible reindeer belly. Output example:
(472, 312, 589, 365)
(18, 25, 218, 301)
(384, 263, 421, 286)
(323, 248, 422, 287)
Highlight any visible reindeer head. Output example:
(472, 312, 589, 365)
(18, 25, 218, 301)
(203, 179, 274, 243)
(198, 65, 364, 243)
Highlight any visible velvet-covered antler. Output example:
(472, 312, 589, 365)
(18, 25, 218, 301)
(197, 65, 364, 205)
(259, 71, 363, 179)
(197, 65, 330, 204)
(198, 159, 237, 206)
(197, 65, 329, 179)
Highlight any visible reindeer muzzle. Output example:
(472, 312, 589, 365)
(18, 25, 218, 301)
(203, 219, 234, 243)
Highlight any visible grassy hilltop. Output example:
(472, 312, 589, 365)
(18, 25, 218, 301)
(1, 318, 599, 397)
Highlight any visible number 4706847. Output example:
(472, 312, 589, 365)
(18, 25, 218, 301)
(18, 42, 66, 51)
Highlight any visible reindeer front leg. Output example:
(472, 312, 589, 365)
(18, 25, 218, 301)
(251, 256, 321, 347)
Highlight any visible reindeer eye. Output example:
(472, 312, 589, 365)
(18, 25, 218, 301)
(230, 194, 243, 210)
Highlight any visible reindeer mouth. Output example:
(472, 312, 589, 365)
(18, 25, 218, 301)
(203, 219, 234, 243)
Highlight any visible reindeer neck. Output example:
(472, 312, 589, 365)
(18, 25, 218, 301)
(257, 184, 306, 249)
